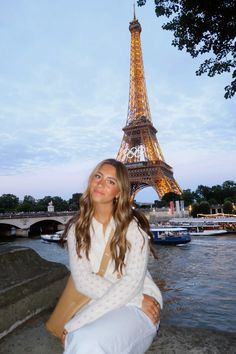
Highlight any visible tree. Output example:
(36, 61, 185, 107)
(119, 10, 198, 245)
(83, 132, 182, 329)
(181, 189, 195, 206)
(195, 185, 213, 202)
(223, 200, 233, 214)
(68, 193, 82, 211)
(211, 185, 224, 204)
(35, 196, 52, 212)
(222, 180, 236, 201)
(198, 201, 210, 215)
(190, 202, 199, 217)
(52, 196, 69, 211)
(161, 192, 180, 206)
(208, 198, 218, 206)
(137, 0, 236, 98)
(18, 195, 36, 212)
(153, 199, 165, 208)
(0, 194, 19, 212)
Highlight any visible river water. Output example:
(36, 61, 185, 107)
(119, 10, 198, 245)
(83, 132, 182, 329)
(2, 233, 236, 333)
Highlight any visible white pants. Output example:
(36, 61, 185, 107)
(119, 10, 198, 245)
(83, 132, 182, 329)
(63, 305, 158, 354)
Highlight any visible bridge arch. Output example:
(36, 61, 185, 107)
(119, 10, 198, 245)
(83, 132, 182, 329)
(0, 221, 22, 228)
(0, 222, 21, 237)
(0, 212, 74, 238)
(29, 219, 64, 236)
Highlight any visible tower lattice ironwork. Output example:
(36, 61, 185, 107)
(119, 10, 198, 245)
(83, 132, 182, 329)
(117, 12, 181, 199)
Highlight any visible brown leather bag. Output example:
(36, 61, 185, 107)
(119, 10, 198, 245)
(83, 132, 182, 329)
(46, 230, 114, 338)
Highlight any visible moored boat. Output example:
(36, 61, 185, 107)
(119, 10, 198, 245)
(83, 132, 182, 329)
(189, 228, 227, 236)
(41, 230, 64, 242)
(169, 218, 229, 236)
(151, 227, 191, 245)
(177, 223, 228, 236)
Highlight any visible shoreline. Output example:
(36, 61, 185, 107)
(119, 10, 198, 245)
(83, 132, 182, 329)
(1, 239, 236, 335)
(0, 245, 236, 353)
(0, 309, 235, 354)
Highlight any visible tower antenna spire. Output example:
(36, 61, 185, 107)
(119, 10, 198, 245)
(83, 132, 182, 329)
(133, 2, 136, 20)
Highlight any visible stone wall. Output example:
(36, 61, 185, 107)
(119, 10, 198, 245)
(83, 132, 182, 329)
(0, 246, 69, 339)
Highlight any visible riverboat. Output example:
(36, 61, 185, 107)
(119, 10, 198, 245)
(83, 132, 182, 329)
(188, 227, 227, 236)
(169, 218, 230, 236)
(175, 223, 228, 236)
(151, 227, 191, 245)
(41, 230, 64, 243)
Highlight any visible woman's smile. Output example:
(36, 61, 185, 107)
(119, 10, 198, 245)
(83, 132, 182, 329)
(93, 188, 105, 196)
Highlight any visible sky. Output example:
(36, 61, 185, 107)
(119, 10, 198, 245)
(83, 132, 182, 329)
(0, 0, 235, 203)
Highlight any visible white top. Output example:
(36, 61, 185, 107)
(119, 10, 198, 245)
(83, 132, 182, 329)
(65, 217, 163, 332)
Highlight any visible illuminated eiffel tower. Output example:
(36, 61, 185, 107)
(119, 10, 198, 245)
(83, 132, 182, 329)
(117, 11, 181, 199)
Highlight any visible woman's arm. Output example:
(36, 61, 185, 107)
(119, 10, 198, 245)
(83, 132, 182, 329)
(65, 221, 149, 332)
(143, 270, 163, 309)
(67, 225, 113, 299)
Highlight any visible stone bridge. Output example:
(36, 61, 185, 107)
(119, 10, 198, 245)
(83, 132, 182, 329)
(0, 212, 76, 237)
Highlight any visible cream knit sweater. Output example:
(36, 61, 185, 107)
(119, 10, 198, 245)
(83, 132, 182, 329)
(65, 217, 163, 332)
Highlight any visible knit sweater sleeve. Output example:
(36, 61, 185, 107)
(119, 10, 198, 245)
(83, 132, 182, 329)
(67, 225, 112, 299)
(65, 220, 149, 332)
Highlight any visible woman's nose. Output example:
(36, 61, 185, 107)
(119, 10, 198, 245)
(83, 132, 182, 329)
(98, 177, 105, 187)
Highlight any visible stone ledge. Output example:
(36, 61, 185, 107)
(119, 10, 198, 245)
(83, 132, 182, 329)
(0, 310, 235, 354)
(0, 246, 69, 339)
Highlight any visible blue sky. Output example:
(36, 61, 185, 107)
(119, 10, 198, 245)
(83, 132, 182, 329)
(0, 0, 235, 202)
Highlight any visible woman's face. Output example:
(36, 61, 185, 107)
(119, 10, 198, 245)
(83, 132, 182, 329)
(90, 164, 120, 206)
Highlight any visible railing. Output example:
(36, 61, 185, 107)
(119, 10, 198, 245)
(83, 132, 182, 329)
(0, 211, 76, 219)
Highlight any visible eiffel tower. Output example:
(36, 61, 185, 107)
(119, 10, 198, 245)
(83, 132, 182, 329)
(117, 11, 182, 199)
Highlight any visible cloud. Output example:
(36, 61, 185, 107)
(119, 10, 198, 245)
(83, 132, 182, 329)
(149, 80, 235, 154)
(0, 1, 235, 202)
(0, 65, 126, 176)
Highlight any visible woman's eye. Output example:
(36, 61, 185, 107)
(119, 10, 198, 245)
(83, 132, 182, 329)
(94, 174, 101, 179)
(107, 179, 115, 185)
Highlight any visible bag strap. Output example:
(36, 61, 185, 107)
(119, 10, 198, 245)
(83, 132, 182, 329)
(97, 229, 114, 276)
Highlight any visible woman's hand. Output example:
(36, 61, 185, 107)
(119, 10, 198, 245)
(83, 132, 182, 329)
(61, 329, 68, 348)
(142, 294, 161, 324)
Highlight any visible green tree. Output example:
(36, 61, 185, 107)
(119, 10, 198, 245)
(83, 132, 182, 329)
(18, 195, 36, 212)
(137, 0, 236, 98)
(181, 189, 195, 206)
(222, 180, 236, 201)
(210, 185, 223, 204)
(161, 192, 180, 206)
(208, 198, 218, 206)
(223, 200, 233, 214)
(0, 194, 19, 212)
(35, 196, 52, 212)
(191, 202, 199, 217)
(195, 185, 212, 202)
(198, 201, 210, 215)
(222, 180, 236, 189)
(52, 196, 69, 211)
(153, 199, 165, 208)
(35, 196, 69, 212)
(68, 193, 82, 211)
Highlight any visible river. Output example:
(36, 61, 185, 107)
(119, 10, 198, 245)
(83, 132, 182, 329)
(2, 233, 236, 333)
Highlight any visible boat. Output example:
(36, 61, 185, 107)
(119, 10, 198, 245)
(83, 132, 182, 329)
(151, 227, 191, 245)
(188, 227, 227, 236)
(41, 230, 64, 243)
(169, 218, 229, 236)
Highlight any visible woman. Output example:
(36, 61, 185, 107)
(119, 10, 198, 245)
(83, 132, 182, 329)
(62, 158, 162, 354)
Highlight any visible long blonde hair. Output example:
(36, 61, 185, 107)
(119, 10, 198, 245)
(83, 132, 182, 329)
(63, 158, 155, 274)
